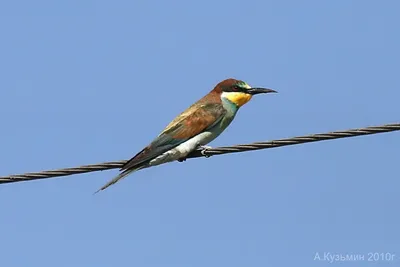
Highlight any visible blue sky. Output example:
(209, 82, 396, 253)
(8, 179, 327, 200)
(0, 0, 399, 266)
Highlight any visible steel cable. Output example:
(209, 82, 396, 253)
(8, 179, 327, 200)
(1, 123, 399, 184)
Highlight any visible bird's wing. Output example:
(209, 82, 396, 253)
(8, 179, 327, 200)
(121, 102, 226, 171)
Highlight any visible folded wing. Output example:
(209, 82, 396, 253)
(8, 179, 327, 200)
(121, 102, 226, 171)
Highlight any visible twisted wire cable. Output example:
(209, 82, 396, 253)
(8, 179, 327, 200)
(1, 123, 399, 184)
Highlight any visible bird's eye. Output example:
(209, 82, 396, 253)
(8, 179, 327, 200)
(233, 85, 240, 91)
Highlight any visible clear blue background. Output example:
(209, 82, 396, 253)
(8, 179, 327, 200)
(0, 0, 399, 266)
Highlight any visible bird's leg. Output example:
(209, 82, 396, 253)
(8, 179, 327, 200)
(196, 145, 212, 151)
(196, 145, 212, 157)
(177, 145, 213, 162)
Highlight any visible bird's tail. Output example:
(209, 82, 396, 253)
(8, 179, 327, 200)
(93, 166, 145, 194)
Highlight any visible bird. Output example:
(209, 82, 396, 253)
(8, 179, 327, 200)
(95, 78, 277, 193)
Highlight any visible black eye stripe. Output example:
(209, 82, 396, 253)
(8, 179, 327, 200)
(234, 85, 245, 92)
(223, 84, 247, 93)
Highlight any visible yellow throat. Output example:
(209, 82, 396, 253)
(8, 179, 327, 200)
(221, 91, 253, 107)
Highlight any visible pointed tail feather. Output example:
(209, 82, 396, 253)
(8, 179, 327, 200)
(93, 166, 144, 194)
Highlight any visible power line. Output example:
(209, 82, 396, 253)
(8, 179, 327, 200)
(0, 122, 399, 184)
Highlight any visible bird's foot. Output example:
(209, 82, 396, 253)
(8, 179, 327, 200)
(177, 145, 212, 162)
(196, 145, 212, 157)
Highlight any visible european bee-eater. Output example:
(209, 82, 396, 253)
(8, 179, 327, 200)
(95, 78, 277, 193)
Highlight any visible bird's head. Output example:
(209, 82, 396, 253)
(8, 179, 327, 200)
(214, 78, 277, 107)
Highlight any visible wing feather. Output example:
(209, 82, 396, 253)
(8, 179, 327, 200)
(120, 103, 226, 171)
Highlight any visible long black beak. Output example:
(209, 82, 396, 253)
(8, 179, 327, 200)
(247, 87, 277, 95)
